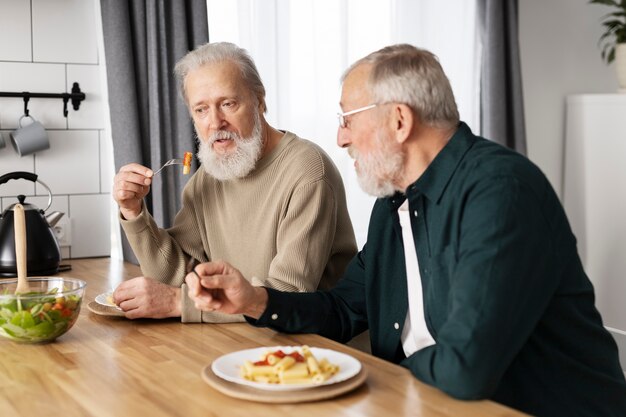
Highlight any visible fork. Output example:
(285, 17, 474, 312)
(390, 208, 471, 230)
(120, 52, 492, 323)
(152, 158, 183, 176)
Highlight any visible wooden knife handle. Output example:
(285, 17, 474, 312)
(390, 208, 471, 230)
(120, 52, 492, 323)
(14, 203, 29, 292)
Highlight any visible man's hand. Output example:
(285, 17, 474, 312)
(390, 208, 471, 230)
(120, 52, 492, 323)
(113, 163, 154, 220)
(113, 277, 182, 319)
(185, 261, 268, 319)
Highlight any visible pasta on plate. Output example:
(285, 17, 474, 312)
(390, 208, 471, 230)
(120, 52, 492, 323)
(241, 345, 340, 385)
(211, 345, 361, 391)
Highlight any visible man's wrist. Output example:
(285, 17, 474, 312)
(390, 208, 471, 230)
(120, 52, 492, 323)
(245, 287, 268, 319)
(120, 207, 141, 220)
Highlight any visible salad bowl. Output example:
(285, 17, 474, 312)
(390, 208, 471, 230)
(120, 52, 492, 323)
(0, 277, 86, 343)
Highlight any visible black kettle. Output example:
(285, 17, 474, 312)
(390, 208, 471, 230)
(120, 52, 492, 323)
(0, 171, 63, 277)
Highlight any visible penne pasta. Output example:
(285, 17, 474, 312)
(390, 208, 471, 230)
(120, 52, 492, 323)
(242, 360, 275, 377)
(281, 377, 322, 385)
(279, 362, 309, 380)
(183, 151, 193, 175)
(319, 358, 339, 374)
(312, 371, 334, 384)
(238, 346, 341, 385)
(266, 353, 281, 365)
(273, 355, 296, 372)
(253, 375, 280, 384)
(306, 355, 321, 375)
(242, 360, 255, 378)
(324, 364, 340, 374)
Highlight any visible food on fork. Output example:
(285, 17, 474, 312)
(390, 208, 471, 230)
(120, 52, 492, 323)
(240, 345, 340, 385)
(183, 151, 193, 175)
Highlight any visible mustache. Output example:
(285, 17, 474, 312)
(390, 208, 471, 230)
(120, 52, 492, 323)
(208, 130, 240, 144)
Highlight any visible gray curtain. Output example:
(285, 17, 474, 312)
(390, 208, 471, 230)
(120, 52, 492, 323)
(100, 0, 208, 263)
(477, 0, 526, 155)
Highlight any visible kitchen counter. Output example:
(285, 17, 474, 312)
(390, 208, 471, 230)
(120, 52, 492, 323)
(0, 257, 526, 416)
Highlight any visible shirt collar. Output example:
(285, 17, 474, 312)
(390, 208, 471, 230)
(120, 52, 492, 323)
(385, 122, 476, 210)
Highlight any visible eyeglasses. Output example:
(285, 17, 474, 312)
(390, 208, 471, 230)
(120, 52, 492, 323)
(337, 104, 377, 128)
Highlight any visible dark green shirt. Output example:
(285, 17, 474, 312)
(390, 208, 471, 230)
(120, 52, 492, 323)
(253, 123, 626, 416)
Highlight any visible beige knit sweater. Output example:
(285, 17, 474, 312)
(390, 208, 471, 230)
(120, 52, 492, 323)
(120, 131, 357, 322)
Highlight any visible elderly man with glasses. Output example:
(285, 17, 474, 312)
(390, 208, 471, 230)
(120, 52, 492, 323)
(185, 44, 626, 416)
(111, 42, 356, 323)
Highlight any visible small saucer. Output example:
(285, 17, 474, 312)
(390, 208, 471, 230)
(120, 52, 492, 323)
(87, 301, 126, 317)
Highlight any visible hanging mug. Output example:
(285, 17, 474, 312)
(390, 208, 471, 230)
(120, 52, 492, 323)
(10, 115, 50, 157)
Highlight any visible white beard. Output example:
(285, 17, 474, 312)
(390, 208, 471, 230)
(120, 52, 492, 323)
(196, 111, 263, 181)
(349, 130, 403, 198)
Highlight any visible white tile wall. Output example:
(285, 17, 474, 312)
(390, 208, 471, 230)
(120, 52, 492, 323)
(99, 130, 113, 193)
(0, 62, 68, 129)
(35, 130, 100, 195)
(0, 0, 32, 61)
(69, 193, 110, 257)
(0, 0, 112, 259)
(0, 156, 36, 199)
(31, 0, 98, 64)
(67, 65, 105, 129)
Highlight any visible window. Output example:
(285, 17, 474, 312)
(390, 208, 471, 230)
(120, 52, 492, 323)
(207, 0, 478, 246)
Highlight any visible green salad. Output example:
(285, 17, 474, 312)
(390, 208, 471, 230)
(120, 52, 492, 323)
(0, 288, 82, 342)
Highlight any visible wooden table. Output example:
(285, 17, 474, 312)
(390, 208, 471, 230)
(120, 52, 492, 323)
(0, 258, 526, 416)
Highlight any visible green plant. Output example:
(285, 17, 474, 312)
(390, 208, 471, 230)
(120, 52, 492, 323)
(590, 0, 626, 63)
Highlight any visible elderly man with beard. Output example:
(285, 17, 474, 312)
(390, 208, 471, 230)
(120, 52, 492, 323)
(111, 42, 356, 323)
(184, 44, 626, 417)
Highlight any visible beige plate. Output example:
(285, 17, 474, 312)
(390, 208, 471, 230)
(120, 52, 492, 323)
(201, 365, 367, 403)
(87, 301, 126, 317)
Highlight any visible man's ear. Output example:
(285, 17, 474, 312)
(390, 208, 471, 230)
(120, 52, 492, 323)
(257, 96, 267, 114)
(391, 103, 414, 144)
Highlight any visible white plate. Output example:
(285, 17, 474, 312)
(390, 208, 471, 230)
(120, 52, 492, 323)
(211, 346, 361, 392)
(95, 292, 121, 310)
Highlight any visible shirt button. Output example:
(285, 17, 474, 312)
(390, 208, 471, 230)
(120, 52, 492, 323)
(414, 210, 418, 217)
(394, 322, 399, 330)
(271, 313, 278, 320)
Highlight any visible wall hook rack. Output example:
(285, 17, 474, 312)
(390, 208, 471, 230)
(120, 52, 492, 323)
(0, 82, 86, 118)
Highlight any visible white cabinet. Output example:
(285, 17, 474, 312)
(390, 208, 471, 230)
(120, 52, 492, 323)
(564, 94, 626, 367)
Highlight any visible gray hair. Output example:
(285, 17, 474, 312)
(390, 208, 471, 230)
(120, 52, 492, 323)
(342, 44, 459, 129)
(174, 42, 267, 113)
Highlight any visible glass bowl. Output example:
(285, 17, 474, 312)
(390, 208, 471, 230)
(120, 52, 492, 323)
(0, 277, 86, 343)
